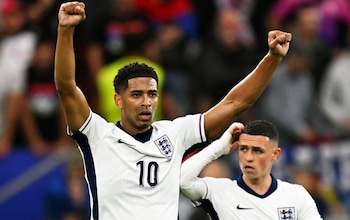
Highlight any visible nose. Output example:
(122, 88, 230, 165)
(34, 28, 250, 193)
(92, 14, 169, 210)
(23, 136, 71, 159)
(141, 94, 152, 107)
(245, 150, 254, 162)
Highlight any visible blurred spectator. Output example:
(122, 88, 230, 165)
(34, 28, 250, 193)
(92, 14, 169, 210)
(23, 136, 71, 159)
(25, 37, 73, 154)
(266, 0, 350, 51)
(97, 17, 183, 121)
(84, 0, 151, 71)
(24, 0, 59, 39)
(134, 0, 198, 115)
(215, 0, 256, 47)
(134, 0, 198, 42)
(316, 0, 350, 51)
(293, 168, 329, 218)
(83, 0, 152, 111)
(257, 43, 319, 145)
(266, 0, 315, 31)
(0, 0, 38, 157)
(190, 0, 217, 39)
(44, 148, 90, 220)
(318, 26, 350, 139)
(268, 1, 332, 94)
(293, 167, 349, 219)
(189, 8, 259, 115)
(289, 2, 332, 95)
(249, 0, 277, 55)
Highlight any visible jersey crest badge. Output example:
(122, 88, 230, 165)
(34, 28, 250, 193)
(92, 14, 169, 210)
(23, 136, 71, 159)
(155, 135, 173, 158)
(278, 207, 295, 220)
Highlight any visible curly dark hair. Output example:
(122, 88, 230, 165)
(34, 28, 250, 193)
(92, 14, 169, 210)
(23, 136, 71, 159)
(113, 62, 158, 93)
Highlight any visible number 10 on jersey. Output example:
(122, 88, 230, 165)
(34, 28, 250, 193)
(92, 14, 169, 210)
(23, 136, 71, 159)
(137, 161, 159, 187)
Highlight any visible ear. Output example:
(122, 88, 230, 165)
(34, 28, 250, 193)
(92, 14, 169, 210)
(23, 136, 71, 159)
(272, 147, 281, 161)
(114, 93, 122, 108)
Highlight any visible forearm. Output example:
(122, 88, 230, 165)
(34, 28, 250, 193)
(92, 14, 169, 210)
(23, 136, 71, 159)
(54, 25, 90, 131)
(205, 53, 282, 138)
(226, 52, 282, 109)
(53, 2, 90, 132)
(54, 26, 77, 95)
(180, 131, 232, 201)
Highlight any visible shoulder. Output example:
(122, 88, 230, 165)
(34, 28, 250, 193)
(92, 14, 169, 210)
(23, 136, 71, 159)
(79, 111, 115, 134)
(203, 177, 240, 199)
(277, 179, 309, 195)
(153, 114, 203, 128)
(203, 177, 235, 187)
(152, 114, 207, 145)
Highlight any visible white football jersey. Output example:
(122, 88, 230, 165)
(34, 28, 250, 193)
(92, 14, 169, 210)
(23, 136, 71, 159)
(200, 175, 323, 220)
(70, 111, 206, 220)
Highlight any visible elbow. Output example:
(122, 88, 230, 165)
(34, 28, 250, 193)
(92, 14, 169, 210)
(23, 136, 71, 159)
(180, 175, 189, 190)
(229, 84, 262, 112)
(180, 179, 194, 199)
(180, 171, 194, 191)
(55, 86, 71, 98)
(54, 79, 77, 97)
(235, 95, 256, 111)
(229, 99, 253, 118)
(180, 176, 205, 202)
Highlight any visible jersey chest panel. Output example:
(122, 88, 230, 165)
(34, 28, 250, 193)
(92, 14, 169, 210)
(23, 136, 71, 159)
(206, 179, 304, 220)
(76, 112, 205, 219)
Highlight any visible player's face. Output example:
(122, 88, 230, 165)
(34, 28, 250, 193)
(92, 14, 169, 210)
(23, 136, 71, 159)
(115, 77, 158, 134)
(238, 134, 280, 184)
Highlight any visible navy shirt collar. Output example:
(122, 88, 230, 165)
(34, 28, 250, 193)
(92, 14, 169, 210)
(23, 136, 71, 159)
(116, 121, 153, 143)
(236, 174, 278, 198)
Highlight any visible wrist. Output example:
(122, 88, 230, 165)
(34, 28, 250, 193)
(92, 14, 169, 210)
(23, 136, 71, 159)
(264, 52, 284, 65)
(209, 131, 233, 157)
(58, 25, 75, 32)
(267, 51, 284, 60)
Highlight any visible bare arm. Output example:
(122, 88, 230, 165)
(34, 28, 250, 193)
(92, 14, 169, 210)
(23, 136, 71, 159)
(204, 30, 292, 139)
(54, 2, 90, 132)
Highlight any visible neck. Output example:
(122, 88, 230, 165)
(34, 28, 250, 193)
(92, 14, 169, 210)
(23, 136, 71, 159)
(243, 174, 272, 196)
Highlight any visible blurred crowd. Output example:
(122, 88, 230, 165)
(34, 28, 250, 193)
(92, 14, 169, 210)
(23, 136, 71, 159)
(1, 0, 350, 219)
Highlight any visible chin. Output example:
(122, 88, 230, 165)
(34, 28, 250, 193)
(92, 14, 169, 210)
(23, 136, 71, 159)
(137, 122, 151, 130)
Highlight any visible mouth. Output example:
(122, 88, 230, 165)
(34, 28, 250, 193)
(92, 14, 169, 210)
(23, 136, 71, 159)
(243, 165, 254, 173)
(139, 111, 152, 121)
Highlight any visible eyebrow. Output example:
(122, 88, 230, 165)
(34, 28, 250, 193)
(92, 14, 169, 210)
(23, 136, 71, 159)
(239, 145, 263, 149)
(130, 89, 158, 93)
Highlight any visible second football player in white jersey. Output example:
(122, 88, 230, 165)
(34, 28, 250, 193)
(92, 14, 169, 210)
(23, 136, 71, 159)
(180, 120, 323, 220)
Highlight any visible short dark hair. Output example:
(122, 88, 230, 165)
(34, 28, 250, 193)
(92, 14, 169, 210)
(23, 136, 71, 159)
(243, 120, 279, 142)
(113, 62, 158, 93)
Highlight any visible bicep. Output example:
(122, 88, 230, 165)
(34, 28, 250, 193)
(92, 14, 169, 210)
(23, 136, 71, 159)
(204, 99, 243, 139)
(58, 86, 90, 132)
